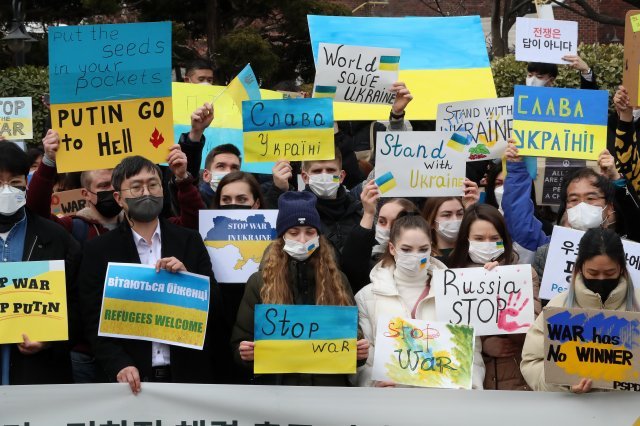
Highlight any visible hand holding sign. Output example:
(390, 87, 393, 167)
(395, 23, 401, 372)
(190, 102, 214, 141)
(42, 129, 60, 163)
(613, 86, 633, 122)
(390, 81, 413, 115)
(597, 149, 620, 181)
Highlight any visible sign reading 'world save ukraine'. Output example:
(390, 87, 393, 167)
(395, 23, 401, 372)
(48, 22, 173, 172)
(254, 304, 358, 374)
(512, 85, 608, 160)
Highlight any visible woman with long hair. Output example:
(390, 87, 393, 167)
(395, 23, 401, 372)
(421, 197, 464, 264)
(232, 191, 368, 385)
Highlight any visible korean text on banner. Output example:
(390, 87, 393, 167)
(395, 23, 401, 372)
(308, 15, 496, 120)
(0, 260, 67, 344)
(436, 97, 513, 161)
(0, 97, 32, 140)
(313, 43, 400, 105)
(515, 18, 578, 64)
(99, 262, 210, 349)
(199, 210, 278, 284)
(48, 22, 173, 172)
(371, 316, 475, 389)
(543, 307, 640, 390)
(254, 304, 358, 374)
(242, 98, 335, 162)
(374, 131, 466, 197)
(432, 265, 535, 336)
(512, 85, 608, 160)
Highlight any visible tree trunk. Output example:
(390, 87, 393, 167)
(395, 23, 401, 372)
(206, 0, 220, 59)
(491, 0, 505, 57)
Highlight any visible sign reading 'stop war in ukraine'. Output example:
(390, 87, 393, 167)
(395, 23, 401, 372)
(512, 85, 608, 160)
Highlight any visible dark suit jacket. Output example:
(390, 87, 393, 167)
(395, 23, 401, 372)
(78, 218, 230, 384)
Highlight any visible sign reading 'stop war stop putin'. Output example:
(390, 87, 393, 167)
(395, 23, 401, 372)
(48, 22, 173, 172)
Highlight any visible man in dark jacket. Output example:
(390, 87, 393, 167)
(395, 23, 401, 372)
(0, 142, 81, 385)
(78, 155, 230, 394)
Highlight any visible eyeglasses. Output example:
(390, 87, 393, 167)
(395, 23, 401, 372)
(120, 182, 162, 197)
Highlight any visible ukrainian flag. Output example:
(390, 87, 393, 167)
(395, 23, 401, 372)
(419, 257, 428, 269)
(447, 133, 470, 153)
(379, 55, 400, 71)
(309, 15, 496, 120)
(227, 64, 261, 108)
(496, 241, 504, 249)
(314, 85, 337, 98)
(375, 171, 397, 194)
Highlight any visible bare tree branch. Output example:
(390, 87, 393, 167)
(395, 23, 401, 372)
(549, 0, 624, 26)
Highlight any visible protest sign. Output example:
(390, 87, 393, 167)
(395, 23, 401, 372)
(242, 98, 335, 162)
(512, 85, 608, 160)
(436, 98, 513, 161)
(623, 10, 640, 106)
(515, 17, 577, 64)
(48, 22, 173, 172)
(254, 304, 358, 374)
(432, 265, 535, 336)
(543, 306, 640, 390)
(539, 158, 586, 206)
(374, 131, 466, 197)
(0, 260, 67, 344)
(50, 188, 86, 216)
(539, 226, 640, 300)
(313, 43, 400, 105)
(371, 316, 475, 389)
(172, 82, 282, 174)
(0, 97, 32, 140)
(99, 262, 209, 349)
(308, 15, 496, 120)
(199, 210, 277, 284)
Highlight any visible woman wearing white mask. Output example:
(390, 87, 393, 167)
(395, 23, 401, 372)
(232, 191, 369, 386)
(422, 197, 465, 265)
(355, 213, 485, 388)
(448, 204, 541, 391)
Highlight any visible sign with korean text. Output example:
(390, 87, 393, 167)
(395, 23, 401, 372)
(313, 43, 400, 105)
(512, 85, 608, 160)
(436, 97, 513, 161)
(0, 97, 32, 140)
(242, 98, 335, 162)
(0, 260, 67, 344)
(254, 304, 358, 374)
(374, 131, 466, 197)
(515, 17, 577, 64)
(99, 262, 210, 349)
(544, 307, 640, 391)
(371, 316, 475, 389)
(432, 265, 535, 336)
(48, 22, 173, 172)
(51, 188, 87, 217)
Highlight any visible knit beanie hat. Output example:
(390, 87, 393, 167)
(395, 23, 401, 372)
(276, 191, 322, 237)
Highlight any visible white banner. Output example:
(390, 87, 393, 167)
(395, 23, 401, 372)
(1, 383, 639, 425)
(515, 17, 577, 64)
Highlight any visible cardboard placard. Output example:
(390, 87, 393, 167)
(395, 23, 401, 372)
(50, 188, 86, 217)
(623, 10, 640, 107)
(0, 97, 32, 140)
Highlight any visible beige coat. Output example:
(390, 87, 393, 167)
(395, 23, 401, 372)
(520, 275, 640, 392)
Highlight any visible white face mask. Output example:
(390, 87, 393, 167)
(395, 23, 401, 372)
(566, 202, 604, 231)
(468, 241, 505, 264)
(209, 172, 228, 192)
(436, 219, 461, 242)
(372, 226, 390, 254)
(283, 236, 319, 261)
(308, 173, 340, 199)
(394, 251, 430, 278)
(526, 76, 549, 87)
(0, 185, 26, 216)
(494, 185, 504, 211)
(633, 108, 640, 122)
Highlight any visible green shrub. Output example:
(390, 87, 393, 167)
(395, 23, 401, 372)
(0, 66, 49, 145)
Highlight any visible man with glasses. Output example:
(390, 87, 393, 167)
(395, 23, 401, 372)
(78, 155, 229, 393)
(0, 142, 81, 385)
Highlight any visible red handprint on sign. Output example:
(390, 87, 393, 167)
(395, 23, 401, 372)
(497, 292, 530, 332)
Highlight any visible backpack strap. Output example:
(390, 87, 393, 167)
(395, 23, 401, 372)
(70, 217, 90, 243)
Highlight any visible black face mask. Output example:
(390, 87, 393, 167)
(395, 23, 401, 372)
(219, 204, 252, 210)
(125, 195, 163, 223)
(582, 277, 619, 302)
(94, 190, 122, 218)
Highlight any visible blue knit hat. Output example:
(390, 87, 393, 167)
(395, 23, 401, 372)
(276, 191, 322, 237)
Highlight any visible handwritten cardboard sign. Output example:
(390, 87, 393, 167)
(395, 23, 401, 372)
(544, 307, 640, 391)
(374, 131, 466, 197)
(622, 10, 640, 106)
(99, 263, 210, 349)
(436, 98, 513, 161)
(50, 188, 87, 217)
(432, 265, 535, 336)
(48, 22, 173, 172)
(539, 226, 640, 300)
(515, 17, 577, 64)
(0, 260, 67, 344)
(0, 97, 32, 140)
(371, 316, 475, 389)
(199, 210, 278, 284)
(242, 98, 335, 162)
(512, 85, 608, 160)
(313, 43, 400, 105)
(254, 304, 358, 374)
